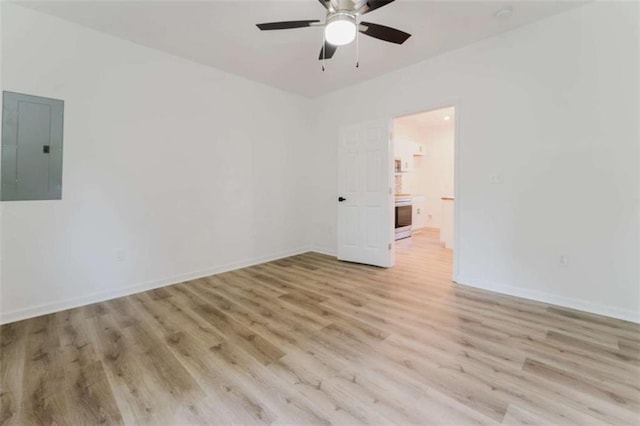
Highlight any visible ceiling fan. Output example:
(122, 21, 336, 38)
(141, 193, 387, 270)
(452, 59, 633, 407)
(256, 0, 411, 67)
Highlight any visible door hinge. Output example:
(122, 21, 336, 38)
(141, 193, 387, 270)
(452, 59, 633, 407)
(389, 187, 392, 195)
(388, 243, 392, 250)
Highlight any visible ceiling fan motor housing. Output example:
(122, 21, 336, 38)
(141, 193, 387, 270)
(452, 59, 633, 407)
(332, 0, 370, 12)
(326, 11, 357, 25)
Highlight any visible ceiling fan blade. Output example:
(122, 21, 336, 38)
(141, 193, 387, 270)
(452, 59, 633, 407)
(359, 21, 411, 44)
(361, 0, 395, 14)
(318, 41, 338, 60)
(256, 20, 320, 30)
(318, 0, 331, 10)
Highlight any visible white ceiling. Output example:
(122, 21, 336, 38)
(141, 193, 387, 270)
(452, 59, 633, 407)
(15, 0, 586, 98)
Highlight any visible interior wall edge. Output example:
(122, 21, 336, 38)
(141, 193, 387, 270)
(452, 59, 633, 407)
(0, 245, 313, 325)
(310, 246, 338, 257)
(456, 275, 640, 324)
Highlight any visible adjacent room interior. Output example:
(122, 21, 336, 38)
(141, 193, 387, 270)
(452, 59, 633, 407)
(1, 1, 638, 424)
(394, 107, 456, 269)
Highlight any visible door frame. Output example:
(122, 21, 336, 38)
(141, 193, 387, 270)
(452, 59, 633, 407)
(391, 98, 461, 282)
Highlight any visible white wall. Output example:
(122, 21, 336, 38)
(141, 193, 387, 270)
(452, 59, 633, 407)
(0, 4, 313, 323)
(309, 2, 640, 322)
(395, 121, 455, 228)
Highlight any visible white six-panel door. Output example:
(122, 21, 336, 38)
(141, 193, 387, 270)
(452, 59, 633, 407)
(337, 119, 395, 268)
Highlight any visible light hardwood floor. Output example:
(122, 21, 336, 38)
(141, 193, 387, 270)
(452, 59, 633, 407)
(1, 229, 639, 425)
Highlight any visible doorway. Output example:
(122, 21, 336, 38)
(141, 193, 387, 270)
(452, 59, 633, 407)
(392, 106, 457, 277)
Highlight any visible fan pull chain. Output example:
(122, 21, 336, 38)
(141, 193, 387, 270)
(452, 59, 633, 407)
(322, 31, 326, 72)
(356, 20, 359, 68)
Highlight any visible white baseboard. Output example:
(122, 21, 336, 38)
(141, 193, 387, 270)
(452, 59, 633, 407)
(456, 275, 640, 324)
(0, 246, 312, 324)
(6, 249, 636, 325)
(310, 246, 337, 257)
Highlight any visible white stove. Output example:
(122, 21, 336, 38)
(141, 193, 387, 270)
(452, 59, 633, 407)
(395, 195, 412, 240)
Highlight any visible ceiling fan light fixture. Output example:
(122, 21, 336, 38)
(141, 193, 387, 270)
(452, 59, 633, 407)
(324, 13, 356, 46)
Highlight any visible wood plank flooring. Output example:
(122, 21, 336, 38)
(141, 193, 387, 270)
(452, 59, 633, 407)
(1, 229, 639, 425)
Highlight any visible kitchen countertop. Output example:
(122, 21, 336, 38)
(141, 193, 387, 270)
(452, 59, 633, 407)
(395, 194, 412, 203)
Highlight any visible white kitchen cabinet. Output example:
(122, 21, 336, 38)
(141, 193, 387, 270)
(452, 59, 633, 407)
(401, 155, 413, 172)
(394, 139, 413, 172)
(412, 195, 427, 230)
(401, 140, 414, 172)
(394, 140, 424, 171)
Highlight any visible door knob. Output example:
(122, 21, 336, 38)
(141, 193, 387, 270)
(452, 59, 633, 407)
(338, 196, 346, 202)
